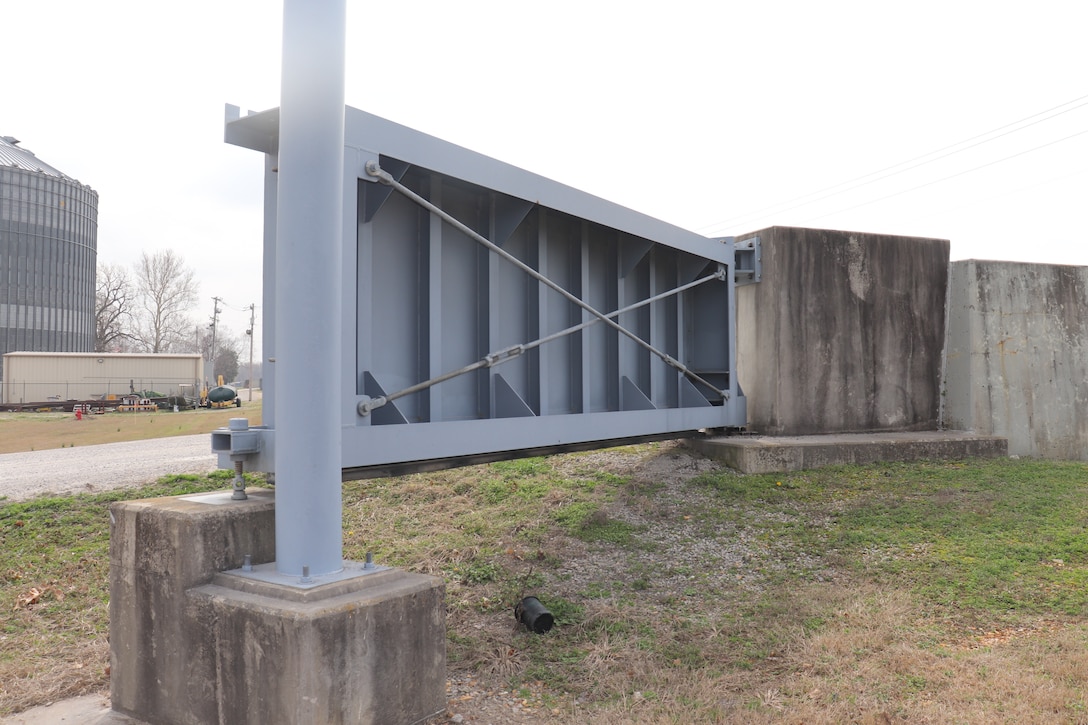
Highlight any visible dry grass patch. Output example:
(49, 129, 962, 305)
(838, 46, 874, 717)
(5, 443, 1088, 723)
(772, 595, 1088, 724)
(0, 637, 108, 716)
(0, 401, 262, 454)
(0, 472, 239, 716)
(411, 449, 1088, 724)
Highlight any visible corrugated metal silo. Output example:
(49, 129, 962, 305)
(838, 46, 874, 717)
(0, 136, 98, 383)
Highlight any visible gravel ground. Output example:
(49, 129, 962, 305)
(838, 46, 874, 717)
(0, 435, 219, 503)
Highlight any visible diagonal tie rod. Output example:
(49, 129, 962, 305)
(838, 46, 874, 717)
(358, 161, 728, 416)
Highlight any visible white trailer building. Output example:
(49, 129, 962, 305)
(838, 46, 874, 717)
(1, 352, 203, 404)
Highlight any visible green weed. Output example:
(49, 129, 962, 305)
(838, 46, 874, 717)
(8, 450, 1088, 723)
(693, 458, 1088, 623)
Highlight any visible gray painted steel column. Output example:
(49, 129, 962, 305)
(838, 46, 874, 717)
(262, 153, 277, 429)
(274, 0, 346, 576)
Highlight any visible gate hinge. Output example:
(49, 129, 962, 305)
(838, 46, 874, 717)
(732, 236, 762, 285)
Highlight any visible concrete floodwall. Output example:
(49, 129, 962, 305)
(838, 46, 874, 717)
(735, 226, 950, 436)
(942, 260, 1088, 459)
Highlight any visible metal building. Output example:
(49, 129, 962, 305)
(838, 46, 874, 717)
(2, 352, 203, 404)
(0, 136, 98, 383)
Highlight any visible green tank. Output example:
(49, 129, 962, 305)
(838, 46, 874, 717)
(207, 386, 238, 403)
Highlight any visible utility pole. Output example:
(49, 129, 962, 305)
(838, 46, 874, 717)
(208, 296, 222, 386)
(246, 303, 255, 401)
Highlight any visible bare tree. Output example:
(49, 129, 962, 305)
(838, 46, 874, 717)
(132, 250, 199, 353)
(94, 263, 135, 352)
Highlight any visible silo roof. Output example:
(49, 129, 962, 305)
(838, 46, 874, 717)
(0, 135, 76, 180)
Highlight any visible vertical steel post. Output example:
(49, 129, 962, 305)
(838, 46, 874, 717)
(274, 0, 346, 576)
(261, 153, 277, 429)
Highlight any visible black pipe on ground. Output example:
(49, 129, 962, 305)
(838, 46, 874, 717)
(514, 596, 554, 634)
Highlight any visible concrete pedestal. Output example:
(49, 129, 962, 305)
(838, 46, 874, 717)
(109, 490, 445, 725)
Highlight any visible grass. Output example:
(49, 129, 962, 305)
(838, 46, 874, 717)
(0, 472, 243, 712)
(693, 460, 1088, 623)
(4, 446, 1088, 722)
(0, 400, 262, 454)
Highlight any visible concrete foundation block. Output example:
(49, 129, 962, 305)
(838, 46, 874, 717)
(109, 490, 277, 720)
(187, 569, 445, 725)
(689, 431, 1008, 473)
(109, 490, 445, 725)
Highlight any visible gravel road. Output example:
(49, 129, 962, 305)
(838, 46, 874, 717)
(0, 435, 219, 503)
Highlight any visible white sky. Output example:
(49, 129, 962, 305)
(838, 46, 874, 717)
(5, 1, 1087, 356)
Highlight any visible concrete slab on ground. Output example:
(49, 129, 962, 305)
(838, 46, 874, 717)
(688, 431, 1008, 474)
(0, 694, 144, 724)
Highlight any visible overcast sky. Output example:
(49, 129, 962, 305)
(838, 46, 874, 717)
(5, 1, 1087, 355)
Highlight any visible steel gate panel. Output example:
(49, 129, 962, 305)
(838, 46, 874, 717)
(224, 105, 745, 477)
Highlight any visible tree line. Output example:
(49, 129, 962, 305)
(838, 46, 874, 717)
(94, 250, 250, 384)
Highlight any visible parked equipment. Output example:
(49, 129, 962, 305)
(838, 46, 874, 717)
(117, 395, 158, 412)
(201, 376, 242, 408)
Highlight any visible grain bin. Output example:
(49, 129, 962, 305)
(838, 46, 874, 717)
(0, 136, 98, 383)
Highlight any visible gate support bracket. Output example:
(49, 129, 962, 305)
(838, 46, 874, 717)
(732, 235, 762, 286)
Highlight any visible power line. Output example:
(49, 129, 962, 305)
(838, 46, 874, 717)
(696, 91, 1088, 234)
(216, 298, 257, 313)
(895, 165, 1088, 227)
(799, 126, 1088, 224)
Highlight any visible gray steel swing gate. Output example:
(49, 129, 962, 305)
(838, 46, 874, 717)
(222, 105, 748, 478)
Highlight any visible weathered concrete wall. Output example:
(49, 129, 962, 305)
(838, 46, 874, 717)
(735, 226, 950, 435)
(942, 260, 1088, 459)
